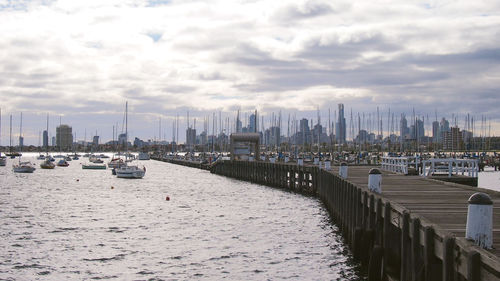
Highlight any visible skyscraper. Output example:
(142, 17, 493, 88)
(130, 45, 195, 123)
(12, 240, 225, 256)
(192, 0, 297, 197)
(43, 130, 48, 148)
(336, 104, 346, 144)
(400, 115, 409, 139)
(56, 124, 73, 150)
(432, 121, 439, 143)
(249, 114, 256, 133)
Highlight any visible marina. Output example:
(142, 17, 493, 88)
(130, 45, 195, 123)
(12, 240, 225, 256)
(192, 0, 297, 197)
(0, 153, 361, 280)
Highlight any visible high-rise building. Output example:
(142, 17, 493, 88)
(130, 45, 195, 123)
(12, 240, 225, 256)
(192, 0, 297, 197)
(415, 118, 424, 141)
(56, 124, 73, 150)
(443, 127, 462, 150)
(93, 135, 99, 147)
(432, 121, 439, 143)
(400, 115, 409, 140)
(118, 133, 127, 146)
(336, 104, 346, 144)
(249, 114, 256, 133)
(52, 136, 56, 147)
(186, 127, 196, 147)
(43, 130, 49, 148)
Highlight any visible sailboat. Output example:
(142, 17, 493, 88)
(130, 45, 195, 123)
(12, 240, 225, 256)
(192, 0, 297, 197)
(40, 114, 55, 169)
(55, 115, 69, 167)
(6, 114, 21, 158)
(13, 112, 36, 173)
(115, 101, 145, 179)
(0, 108, 6, 166)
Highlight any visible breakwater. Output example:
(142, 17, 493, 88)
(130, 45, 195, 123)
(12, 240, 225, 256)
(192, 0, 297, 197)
(153, 157, 500, 281)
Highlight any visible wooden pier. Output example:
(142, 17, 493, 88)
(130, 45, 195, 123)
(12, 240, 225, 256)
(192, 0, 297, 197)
(155, 157, 500, 281)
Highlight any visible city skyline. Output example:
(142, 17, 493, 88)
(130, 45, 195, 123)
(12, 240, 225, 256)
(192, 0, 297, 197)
(1, 1, 499, 144)
(0, 107, 495, 146)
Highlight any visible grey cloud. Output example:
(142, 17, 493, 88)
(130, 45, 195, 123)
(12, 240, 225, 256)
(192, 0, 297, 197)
(272, 1, 339, 23)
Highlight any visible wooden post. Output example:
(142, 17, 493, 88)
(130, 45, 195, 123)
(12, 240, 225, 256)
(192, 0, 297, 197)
(467, 251, 480, 281)
(401, 211, 410, 281)
(411, 218, 421, 281)
(442, 236, 455, 281)
(376, 198, 383, 246)
(383, 202, 391, 270)
(424, 226, 437, 281)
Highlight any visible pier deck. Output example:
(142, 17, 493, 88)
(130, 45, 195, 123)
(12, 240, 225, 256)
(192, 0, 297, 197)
(343, 166, 500, 257)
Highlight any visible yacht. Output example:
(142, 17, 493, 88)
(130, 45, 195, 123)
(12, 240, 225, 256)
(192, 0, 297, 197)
(13, 161, 36, 173)
(138, 152, 150, 160)
(0, 155, 6, 166)
(114, 101, 145, 179)
(40, 158, 55, 169)
(116, 165, 146, 178)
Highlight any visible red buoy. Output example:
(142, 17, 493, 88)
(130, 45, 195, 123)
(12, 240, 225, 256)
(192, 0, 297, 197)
(166, 196, 170, 201)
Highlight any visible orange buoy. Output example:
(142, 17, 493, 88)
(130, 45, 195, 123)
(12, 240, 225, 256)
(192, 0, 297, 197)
(166, 196, 170, 201)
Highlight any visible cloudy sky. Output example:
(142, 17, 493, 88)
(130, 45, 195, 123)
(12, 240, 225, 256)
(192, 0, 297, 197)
(0, 0, 499, 144)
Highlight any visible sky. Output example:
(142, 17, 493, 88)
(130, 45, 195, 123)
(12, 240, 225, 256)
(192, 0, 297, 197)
(0, 0, 499, 145)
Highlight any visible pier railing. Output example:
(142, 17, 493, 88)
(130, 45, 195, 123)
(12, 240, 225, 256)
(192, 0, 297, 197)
(421, 158, 479, 178)
(380, 156, 419, 175)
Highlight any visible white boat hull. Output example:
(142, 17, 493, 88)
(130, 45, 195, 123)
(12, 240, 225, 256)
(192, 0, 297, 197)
(116, 166, 145, 178)
(13, 166, 36, 173)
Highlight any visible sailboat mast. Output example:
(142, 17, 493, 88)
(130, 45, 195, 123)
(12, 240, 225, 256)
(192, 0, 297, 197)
(19, 112, 23, 153)
(10, 114, 12, 152)
(125, 101, 128, 153)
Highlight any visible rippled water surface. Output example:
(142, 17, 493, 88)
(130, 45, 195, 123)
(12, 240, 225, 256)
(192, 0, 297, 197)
(0, 154, 362, 280)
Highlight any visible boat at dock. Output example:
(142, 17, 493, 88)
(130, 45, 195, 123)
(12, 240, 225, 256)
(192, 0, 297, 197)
(138, 152, 150, 160)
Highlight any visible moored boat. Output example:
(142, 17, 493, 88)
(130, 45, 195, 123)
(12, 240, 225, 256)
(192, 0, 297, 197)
(13, 161, 36, 173)
(40, 158, 55, 169)
(82, 163, 106, 169)
(116, 165, 145, 178)
(0, 156, 7, 166)
(138, 152, 150, 160)
(57, 159, 69, 167)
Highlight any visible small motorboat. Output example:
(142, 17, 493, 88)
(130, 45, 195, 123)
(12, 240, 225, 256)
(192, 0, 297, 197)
(40, 159, 55, 169)
(57, 159, 69, 167)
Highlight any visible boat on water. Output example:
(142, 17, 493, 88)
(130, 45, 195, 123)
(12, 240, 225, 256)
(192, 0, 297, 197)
(13, 161, 36, 173)
(138, 152, 150, 160)
(65, 156, 72, 161)
(108, 157, 126, 168)
(116, 165, 146, 178)
(37, 154, 46, 160)
(0, 156, 6, 166)
(82, 163, 106, 169)
(40, 114, 55, 170)
(114, 101, 145, 179)
(40, 158, 55, 169)
(57, 159, 69, 167)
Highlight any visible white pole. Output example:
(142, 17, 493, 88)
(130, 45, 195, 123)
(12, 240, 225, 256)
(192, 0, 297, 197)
(466, 192, 493, 249)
